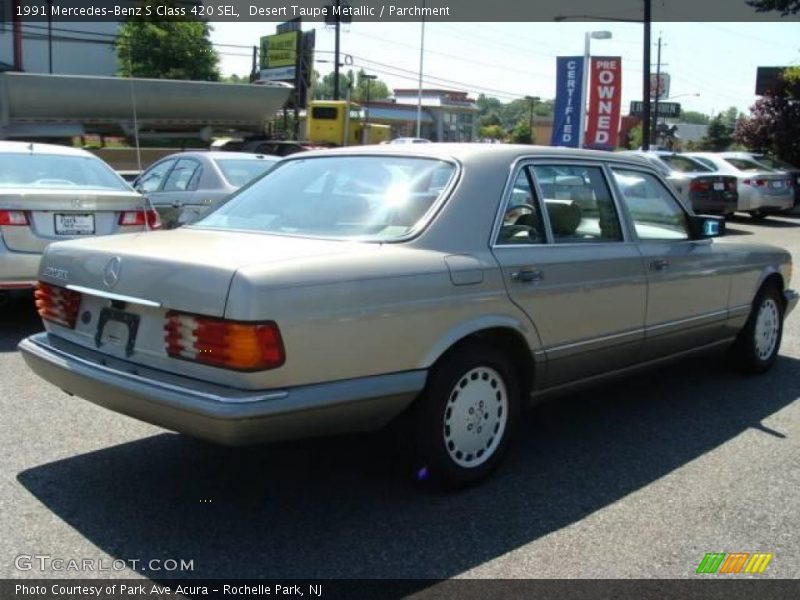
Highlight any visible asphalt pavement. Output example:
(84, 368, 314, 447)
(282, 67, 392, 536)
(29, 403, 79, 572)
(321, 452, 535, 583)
(1, 215, 798, 583)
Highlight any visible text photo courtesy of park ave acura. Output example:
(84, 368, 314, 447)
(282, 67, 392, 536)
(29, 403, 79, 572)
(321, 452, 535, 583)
(1, 1, 800, 599)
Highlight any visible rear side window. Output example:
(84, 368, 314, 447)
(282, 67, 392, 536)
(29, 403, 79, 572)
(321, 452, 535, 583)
(530, 165, 623, 244)
(612, 169, 690, 241)
(659, 154, 713, 173)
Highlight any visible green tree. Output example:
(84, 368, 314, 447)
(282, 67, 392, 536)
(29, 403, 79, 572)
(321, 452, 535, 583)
(479, 124, 506, 141)
(510, 120, 534, 144)
(701, 114, 734, 151)
(222, 74, 250, 84)
(680, 110, 711, 125)
(351, 70, 391, 102)
(116, 1, 219, 80)
(627, 123, 643, 149)
(735, 66, 800, 165)
(747, 0, 800, 14)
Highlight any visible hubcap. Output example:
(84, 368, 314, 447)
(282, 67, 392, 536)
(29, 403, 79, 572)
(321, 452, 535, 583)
(443, 366, 508, 469)
(754, 297, 780, 361)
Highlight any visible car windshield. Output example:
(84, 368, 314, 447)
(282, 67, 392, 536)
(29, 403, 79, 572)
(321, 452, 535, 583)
(0, 153, 129, 190)
(214, 158, 278, 187)
(195, 156, 457, 240)
(724, 157, 774, 172)
(659, 154, 713, 173)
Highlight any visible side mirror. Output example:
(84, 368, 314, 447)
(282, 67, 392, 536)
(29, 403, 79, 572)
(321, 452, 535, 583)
(689, 215, 725, 239)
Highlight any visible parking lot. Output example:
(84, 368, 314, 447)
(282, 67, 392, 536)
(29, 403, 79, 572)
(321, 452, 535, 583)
(1, 214, 799, 581)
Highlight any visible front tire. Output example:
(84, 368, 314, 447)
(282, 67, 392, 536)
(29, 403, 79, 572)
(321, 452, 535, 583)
(749, 210, 768, 221)
(413, 341, 521, 488)
(730, 283, 784, 374)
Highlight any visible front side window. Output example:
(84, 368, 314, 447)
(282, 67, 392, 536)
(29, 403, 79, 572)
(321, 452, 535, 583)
(163, 159, 201, 192)
(195, 156, 457, 241)
(138, 160, 176, 193)
(530, 164, 623, 243)
(612, 169, 690, 241)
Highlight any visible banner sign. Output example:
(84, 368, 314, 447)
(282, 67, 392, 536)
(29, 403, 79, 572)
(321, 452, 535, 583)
(650, 73, 671, 99)
(551, 56, 585, 147)
(585, 57, 622, 150)
(260, 31, 299, 69)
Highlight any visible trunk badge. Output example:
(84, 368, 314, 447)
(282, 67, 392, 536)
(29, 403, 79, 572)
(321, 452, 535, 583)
(103, 257, 122, 289)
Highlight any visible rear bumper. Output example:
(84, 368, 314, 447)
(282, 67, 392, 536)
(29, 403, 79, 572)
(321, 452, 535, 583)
(19, 333, 427, 445)
(785, 289, 799, 318)
(0, 240, 40, 288)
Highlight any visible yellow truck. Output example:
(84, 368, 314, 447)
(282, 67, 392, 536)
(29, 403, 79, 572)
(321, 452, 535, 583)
(307, 101, 391, 146)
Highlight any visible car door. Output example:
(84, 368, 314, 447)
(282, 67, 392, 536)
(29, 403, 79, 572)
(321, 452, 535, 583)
(148, 158, 203, 228)
(491, 161, 647, 388)
(609, 167, 730, 359)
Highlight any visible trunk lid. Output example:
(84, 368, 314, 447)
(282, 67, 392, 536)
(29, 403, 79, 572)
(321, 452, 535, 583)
(0, 188, 145, 252)
(40, 228, 362, 317)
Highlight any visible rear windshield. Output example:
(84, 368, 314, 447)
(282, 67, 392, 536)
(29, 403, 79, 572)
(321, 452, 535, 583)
(659, 154, 713, 173)
(196, 156, 457, 240)
(0, 153, 129, 190)
(724, 158, 774, 172)
(214, 158, 278, 187)
(752, 155, 796, 171)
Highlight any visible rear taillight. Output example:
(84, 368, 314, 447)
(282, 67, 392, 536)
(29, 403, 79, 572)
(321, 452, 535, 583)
(34, 282, 82, 329)
(164, 311, 285, 371)
(119, 209, 162, 229)
(0, 210, 29, 226)
(689, 180, 709, 192)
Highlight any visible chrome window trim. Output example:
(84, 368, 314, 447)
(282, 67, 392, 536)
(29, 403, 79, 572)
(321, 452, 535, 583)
(607, 164, 696, 243)
(490, 157, 632, 248)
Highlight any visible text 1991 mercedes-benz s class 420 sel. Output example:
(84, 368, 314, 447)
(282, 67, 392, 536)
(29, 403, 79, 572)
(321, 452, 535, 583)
(20, 145, 798, 487)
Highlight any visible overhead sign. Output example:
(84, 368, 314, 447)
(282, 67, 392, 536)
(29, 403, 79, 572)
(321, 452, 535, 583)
(585, 57, 622, 150)
(755, 66, 790, 95)
(630, 101, 681, 118)
(650, 73, 671, 99)
(551, 56, 585, 148)
(260, 31, 299, 70)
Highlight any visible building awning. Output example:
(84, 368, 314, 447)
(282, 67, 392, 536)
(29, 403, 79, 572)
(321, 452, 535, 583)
(366, 106, 435, 123)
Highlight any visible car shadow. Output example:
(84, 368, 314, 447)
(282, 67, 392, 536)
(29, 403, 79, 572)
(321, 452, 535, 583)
(16, 353, 800, 586)
(748, 217, 800, 228)
(720, 226, 753, 237)
(0, 293, 42, 352)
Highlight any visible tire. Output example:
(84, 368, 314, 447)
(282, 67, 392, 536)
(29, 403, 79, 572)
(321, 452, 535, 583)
(412, 341, 521, 488)
(749, 210, 768, 221)
(730, 283, 784, 374)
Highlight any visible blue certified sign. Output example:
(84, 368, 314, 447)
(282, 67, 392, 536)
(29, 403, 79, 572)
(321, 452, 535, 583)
(551, 56, 585, 148)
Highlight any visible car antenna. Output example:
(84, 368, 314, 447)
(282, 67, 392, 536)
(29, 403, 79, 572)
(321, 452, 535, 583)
(126, 52, 147, 231)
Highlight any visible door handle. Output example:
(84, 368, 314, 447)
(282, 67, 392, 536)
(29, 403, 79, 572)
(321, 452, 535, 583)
(511, 269, 543, 283)
(650, 259, 670, 271)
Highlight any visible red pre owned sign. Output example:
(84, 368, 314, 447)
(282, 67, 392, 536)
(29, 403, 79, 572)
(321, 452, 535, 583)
(585, 57, 623, 149)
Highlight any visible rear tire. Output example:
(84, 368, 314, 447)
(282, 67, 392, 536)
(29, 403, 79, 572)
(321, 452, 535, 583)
(730, 283, 784, 374)
(412, 341, 521, 488)
(749, 210, 768, 220)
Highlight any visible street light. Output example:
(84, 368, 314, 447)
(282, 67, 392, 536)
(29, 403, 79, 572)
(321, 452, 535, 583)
(362, 73, 378, 145)
(579, 31, 612, 148)
(525, 95, 540, 145)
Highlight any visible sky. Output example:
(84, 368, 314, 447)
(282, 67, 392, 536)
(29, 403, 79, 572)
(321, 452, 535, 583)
(211, 21, 800, 117)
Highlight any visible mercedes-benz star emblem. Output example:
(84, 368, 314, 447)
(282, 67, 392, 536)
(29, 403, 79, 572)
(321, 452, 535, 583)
(103, 257, 122, 289)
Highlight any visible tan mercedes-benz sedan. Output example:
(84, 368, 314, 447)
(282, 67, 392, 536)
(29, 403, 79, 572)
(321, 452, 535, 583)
(19, 145, 797, 486)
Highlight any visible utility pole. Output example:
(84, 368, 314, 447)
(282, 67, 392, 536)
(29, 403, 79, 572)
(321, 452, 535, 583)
(641, 0, 652, 151)
(652, 33, 662, 146)
(333, 0, 341, 100)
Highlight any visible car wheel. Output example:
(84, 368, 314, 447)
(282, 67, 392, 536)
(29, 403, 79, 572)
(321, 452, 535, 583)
(413, 341, 520, 488)
(730, 283, 784, 374)
(749, 210, 768, 220)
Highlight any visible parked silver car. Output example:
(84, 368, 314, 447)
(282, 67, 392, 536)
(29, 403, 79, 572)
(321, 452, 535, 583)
(686, 152, 794, 219)
(19, 145, 797, 487)
(721, 151, 800, 207)
(0, 141, 158, 294)
(134, 151, 279, 228)
(622, 151, 738, 216)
